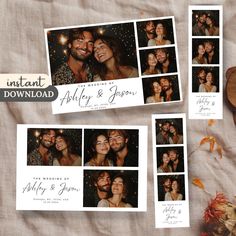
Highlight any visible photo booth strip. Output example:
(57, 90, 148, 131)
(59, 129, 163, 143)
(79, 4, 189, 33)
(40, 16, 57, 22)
(152, 113, 189, 228)
(16, 124, 147, 212)
(44, 16, 182, 114)
(188, 5, 223, 119)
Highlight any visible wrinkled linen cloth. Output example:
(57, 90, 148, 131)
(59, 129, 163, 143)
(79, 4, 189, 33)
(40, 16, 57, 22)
(1, 0, 236, 235)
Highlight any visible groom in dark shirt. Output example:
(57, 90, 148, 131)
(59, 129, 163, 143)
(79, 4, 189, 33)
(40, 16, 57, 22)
(108, 129, 138, 167)
(168, 148, 184, 172)
(83, 170, 111, 207)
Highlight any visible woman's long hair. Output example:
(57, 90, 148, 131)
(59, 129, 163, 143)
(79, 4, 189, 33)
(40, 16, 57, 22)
(92, 35, 123, 80)
(55, 134, 73, 159)
(110, 174, 128, 201)
(169, 123, 180, 138)
(205, 71, 215, 84)
(155, 21, 168, 39)
(86, 131, 110, 162)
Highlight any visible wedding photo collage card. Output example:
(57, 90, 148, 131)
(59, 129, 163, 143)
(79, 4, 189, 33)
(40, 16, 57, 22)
(44, 16, 182, 114)
(188, 5, 223, 119)
(16, 125, 147, 211)
(152, 113, 189, 228)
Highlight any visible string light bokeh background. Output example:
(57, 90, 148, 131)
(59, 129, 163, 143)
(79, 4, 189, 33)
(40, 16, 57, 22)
(192, 10, 220, 28)
(27, 128, 82, 157)
(46, 22, 138, 75)
(155, 118, 183, 144)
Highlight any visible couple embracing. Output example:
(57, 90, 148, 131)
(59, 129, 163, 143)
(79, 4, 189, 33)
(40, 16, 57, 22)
(52, 28, 138, 85)
(85, 129, 138, 167)
(157, 148, 184, 173)
(27, 129, 81, 166)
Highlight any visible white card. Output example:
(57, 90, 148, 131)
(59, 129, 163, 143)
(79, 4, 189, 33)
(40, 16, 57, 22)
(44, 17, 182, 114)
(152, 113, 189, 228)
(16, 124, 147, 212)
(188, 5, 223, 119)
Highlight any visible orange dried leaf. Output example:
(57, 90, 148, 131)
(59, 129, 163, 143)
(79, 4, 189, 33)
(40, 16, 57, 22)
(192, 178, 205, 190)
(200, 136, 216, 152)
(216, 144, 223, 158)
(200, 137, 210, 145)
(208, 119, 216, 126)
(209, 140, 216, 152)
(199, 136, 222, 158)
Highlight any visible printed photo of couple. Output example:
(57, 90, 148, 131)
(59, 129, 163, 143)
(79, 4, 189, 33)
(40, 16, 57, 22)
(140, 47, 177, 75)
(155, 118, 183, 145)
(192, 10, 219, 36)
(157, 175, 185, 201)
(156, 146, 184, 173)
(192, 67, 219, 93)
(83, 129, 139, 167)
(142, 75, 180, 103)
(192, 39, 219, 65)
(27, 128, 82, 166)
(46, 23, 139, 85)
(83, 170, 138, 208)
(136, 18, 175, 47)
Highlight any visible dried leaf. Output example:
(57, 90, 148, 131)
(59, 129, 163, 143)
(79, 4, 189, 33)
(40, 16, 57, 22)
(200, 136, 223, 159)
(200, 136, 216, 152)
(192, 177, 205, 190)
(200, 136, 210, 146)
(208, 119, 216, 126)
(209, 139, 215, 152)
(216, 144, 223, 159)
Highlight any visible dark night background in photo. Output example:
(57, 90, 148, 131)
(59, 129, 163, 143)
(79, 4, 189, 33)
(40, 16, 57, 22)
(156, 146, 184, 172)
(192, 38, 219, 63)
(139, 47, 177, 74)
(157, 174, 185, 201)
(192, 10, 220, 27)
(136, 18, 175, 48)
(27, 128, 82, 159)
(83, 129, 139, 166)
(83, 170, 138, 207)
(47, 23, 138, 75)
(192, 66, 219, 92)
(155, 118, 183, 145)
(142, 75, 180, 103)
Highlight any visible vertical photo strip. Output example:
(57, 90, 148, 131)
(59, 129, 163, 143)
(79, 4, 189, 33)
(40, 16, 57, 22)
(188, 5, 223, 119)
(44, 17, 182, 114)
(16, 125, 147, 212)
(152, 113, 189, 228)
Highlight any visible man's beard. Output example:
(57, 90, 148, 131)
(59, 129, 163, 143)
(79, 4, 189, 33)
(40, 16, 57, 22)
(70, 47, 90, 61)
(40, 140, 53, 149)
(97, 184, 110, 192)
(146, 29, 155, 35)
(161, 85, 170, 92)
(206, 49, 214, 54)
(164, 185, 171, 190)
(159, 57, 167, 64)
(111, 142, 126, 153)
(171, 157, 178, 162)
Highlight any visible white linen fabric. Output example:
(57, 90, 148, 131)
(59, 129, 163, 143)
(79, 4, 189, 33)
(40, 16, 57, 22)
(1, 0, 236, 235)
